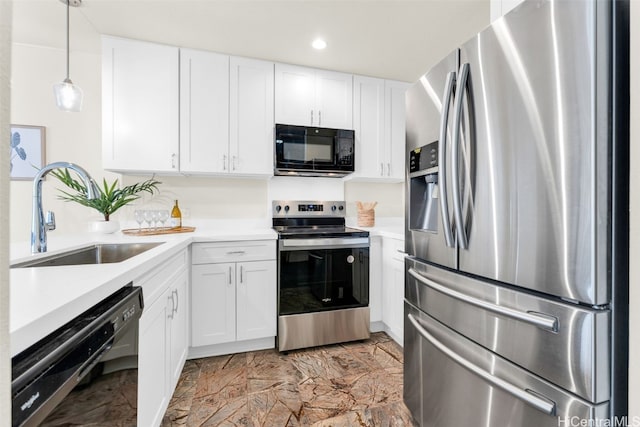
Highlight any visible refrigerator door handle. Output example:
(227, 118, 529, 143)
(408, 268, 559, 331)
(407, 313, 557, 416)
(451, 62, 469, 249)
(438, 71, 456, 248)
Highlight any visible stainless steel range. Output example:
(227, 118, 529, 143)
(273, 200, 370, 351)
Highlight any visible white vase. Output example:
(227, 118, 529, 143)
(89, 220, 120, 234)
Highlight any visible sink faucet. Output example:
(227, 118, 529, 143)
(32, 162, 100, 254)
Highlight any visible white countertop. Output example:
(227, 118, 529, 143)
(10, 224, 277, 357)
(346, 217, 404, 240)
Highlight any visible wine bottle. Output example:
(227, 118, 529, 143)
(170, 200, 182, 228)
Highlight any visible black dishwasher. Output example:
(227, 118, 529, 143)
(11, 284, 143, 427)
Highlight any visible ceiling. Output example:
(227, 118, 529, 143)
(12, 0, 490, 83)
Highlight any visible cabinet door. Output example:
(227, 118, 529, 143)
(384, 80, 409, 180)
(368, 236, 383, 323)
(353, 76, 385, 178)
(191, 263, 236, 346)
(274, 63, 316, 126)
(315, 69, 353, 129)
(382, 238, 405, 345)
(102, 36, 179, 173)
(138, 287, 171, 427)
(169, 269, 189, 390)
(236, 260, 277, 341)
(180, 48, 230, 173)
(229, 57, 274, 176)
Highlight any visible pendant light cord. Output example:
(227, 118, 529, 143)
(65, 0, 70, 81)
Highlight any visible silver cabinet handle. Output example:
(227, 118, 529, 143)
(408, 268, 558, 331)
(451, 63, 469, 249)
(380, 163, 384, 176)
(387, 163, 391, 176)
(240, 265, 243, 283)
(173, 289, 179, 314)
(228, 266, 233, 285)
(232, 156, 237, 171)
(318, 110, 322, 126)
(439, 71, 456, 248)
(168, 293, 175, 319)
(223, 154, 227, 171)
(226, 250, 246, 255)
(171, 153, 177, 169)
(407, 313, 556, 415)
(311, 110, 314, 125)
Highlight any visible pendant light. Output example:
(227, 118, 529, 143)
(53, 0, 83, 112)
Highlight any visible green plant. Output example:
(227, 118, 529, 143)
(51, 168, 161, 221)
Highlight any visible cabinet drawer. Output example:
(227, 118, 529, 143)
(192, 241, 276, 264)
(137, 250, 188, 306)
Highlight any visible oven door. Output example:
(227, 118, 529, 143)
(278, 237, 369, 315)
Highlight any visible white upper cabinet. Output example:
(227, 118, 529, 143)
(229, 57, 275, 176)
(352, 76, 408, 181)
(179, 48, 230, 174)
(103, 37, 274, 176)
(384, 80, 409, 180)
(275, 64, 353, 129)
(102, 36, 179, 173)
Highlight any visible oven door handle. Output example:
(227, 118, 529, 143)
(280, 237, 369, 249)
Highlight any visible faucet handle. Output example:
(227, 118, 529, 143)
(45, 211, 56, 231)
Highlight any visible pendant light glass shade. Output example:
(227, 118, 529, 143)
(53, 78, 83, 112)
(54, 0, 83, 112)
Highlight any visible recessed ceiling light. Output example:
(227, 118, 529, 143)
(312, 39, 327, 50)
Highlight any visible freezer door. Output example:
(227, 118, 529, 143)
(405, 258, 610, 404)
(454, 0, 611, 305)
(403, 302, 610, 427)
(405, 51, 458, 269)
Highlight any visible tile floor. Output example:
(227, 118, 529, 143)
(43, 332, 416, 426)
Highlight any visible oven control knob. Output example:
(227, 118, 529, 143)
(284, 205, 290, 212)
(275, 205, 282, 213)
(347, 255, 355, 264)
(338, 205, 344, 211)
(331, 205, 337, 212)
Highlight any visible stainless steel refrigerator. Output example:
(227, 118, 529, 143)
(403, 1, 629, 426)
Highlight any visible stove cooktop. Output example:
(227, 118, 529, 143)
(274, 226, 369, 239)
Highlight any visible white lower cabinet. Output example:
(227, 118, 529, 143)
(190, 241, 277, 356)
(369, 236, 383, 327)
(381, 237, 405, 346)
(191, 262, 236, 346)
(137, 250, 188, 427)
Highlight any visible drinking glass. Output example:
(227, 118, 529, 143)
(158, 210, 170, 229)
(134, 210, 145, 231)
(151, 210, 160, 230)
(143, 210, 154, 229)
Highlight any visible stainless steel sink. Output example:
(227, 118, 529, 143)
(11, 242, 164, 268)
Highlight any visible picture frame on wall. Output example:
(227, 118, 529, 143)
(10, 124, 46, 180)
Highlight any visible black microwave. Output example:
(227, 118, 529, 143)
(274, 124, 355, 177)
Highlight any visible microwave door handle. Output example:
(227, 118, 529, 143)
(451, 63, 469, 249)
(439, 71, 456, 248)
